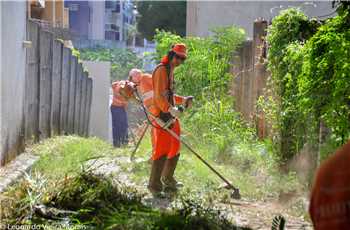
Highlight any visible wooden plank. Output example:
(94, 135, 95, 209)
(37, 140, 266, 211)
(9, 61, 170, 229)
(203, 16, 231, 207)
(67, 55, 77, 134)
(60, 47, 71, 135)
(74, 63, 83, 134)
(79, 72, 88, 136)
(39, 29, 53, 140)
(24, 21, 40, 143)
(84, 78, 93, 136)
(51, 40, 63, 136)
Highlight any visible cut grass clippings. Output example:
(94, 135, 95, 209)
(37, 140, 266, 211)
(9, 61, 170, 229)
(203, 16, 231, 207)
(0, 136, 250, 229)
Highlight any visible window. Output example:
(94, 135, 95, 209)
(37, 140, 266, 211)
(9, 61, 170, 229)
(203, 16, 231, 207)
(105, 24, 120, 32)
(115, 2, 120, 13)
(111, 24, 119, 31)
(106, 0, 120, 13)
(105, 1, 113, 9)
(105, 31, 120, 41)
(68, 4, 79, 11)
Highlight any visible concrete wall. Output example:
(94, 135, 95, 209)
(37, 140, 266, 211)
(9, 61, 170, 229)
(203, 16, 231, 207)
(0, 0, 2, 160)
(187, 1, 335, 39)
(0, 1, 27, 165)
(83, 61, 111, 143)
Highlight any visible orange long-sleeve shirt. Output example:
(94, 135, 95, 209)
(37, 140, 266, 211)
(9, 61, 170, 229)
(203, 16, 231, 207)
(152, 65, 184, 116)
(309, 140, 350, 229)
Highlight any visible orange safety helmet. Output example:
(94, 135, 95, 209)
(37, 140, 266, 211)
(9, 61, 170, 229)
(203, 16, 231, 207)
(172, 43, 187, 58)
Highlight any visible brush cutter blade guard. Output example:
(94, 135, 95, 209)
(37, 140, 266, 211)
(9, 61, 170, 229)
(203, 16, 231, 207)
(231, 188, 241, 199)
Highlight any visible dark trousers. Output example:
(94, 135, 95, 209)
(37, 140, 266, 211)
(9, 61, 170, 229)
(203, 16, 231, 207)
(111, 105, 128, 147)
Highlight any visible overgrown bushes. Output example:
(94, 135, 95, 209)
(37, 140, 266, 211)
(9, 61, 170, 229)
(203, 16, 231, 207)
(154, 27, 245, 98)
(264, 8, 350, 162)
(153, 27, 262, 161)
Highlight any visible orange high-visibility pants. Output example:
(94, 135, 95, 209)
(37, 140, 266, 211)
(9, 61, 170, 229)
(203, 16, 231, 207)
(151, 119, 180, 160)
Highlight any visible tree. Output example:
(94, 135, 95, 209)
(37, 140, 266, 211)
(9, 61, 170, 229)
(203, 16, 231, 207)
(136, 1, 186, 40)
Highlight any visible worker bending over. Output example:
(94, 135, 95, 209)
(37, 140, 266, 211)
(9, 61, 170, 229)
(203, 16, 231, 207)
(110, 70, 141, 147)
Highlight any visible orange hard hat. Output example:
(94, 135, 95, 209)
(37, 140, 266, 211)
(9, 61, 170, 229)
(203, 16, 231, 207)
(172, 43, 187, 58)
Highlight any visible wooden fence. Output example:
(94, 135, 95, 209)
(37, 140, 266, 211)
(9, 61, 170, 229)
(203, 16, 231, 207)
(231, 20, 270, 139)
(24, 20, 93, 144)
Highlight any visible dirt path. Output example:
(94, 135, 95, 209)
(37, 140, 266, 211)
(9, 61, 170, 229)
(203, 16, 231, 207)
(86, 156, 312, 230)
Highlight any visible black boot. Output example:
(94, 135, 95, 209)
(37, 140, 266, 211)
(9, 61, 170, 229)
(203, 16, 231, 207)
(147, 156, 166, 196)
(161, 154, 183, 192)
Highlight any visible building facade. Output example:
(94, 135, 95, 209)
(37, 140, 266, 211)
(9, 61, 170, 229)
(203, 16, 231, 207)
(29, 0, 69, 28)
(65, 0, 135, 43)
(187, 1, 335, 39)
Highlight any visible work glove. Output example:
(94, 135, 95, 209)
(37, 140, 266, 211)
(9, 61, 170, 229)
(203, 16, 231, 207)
(169, 106, 182, 118)
(185, 96, 194, 109)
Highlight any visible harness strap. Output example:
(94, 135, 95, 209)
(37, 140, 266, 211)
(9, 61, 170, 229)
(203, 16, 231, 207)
(152, 63, 174, 106)
(142, 90, 154, 101)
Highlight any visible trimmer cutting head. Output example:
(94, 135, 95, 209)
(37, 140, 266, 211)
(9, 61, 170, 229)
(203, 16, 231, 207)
(230, 188, 241, 200)
(218, 183, 241, 200)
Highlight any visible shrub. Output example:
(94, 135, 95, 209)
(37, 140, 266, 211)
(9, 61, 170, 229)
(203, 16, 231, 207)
(80, 48, 143, 82)
(153, 27, 253, 161)
(266, 8, 350, 162)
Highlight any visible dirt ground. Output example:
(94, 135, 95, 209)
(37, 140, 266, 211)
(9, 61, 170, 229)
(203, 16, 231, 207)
(87, 155, 313, 230)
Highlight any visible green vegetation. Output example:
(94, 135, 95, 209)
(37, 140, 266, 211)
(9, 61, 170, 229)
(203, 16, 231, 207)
(153, 27, 250, 156)
(124, 27, 304, 203)
(263, 8, 350, 162)
(31, 136, 114, 179)
(80, 48, 143, 82)
(122, 131, 301, 202)
(3, 18, 337, 228)
(137, 1, 187, 40)
(154, 27, 245, 98)
(0, 137, 249, 229)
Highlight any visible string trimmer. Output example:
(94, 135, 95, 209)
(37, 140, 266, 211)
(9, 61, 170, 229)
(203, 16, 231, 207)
(133, 91, 241, 200)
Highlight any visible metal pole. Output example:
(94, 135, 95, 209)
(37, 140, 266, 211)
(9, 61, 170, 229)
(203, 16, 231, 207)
(130, 123, 149, 160)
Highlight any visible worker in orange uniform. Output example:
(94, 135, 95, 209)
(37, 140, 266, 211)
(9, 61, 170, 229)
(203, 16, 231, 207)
(147, 44, 193, 195)
(309, 140, 350, 229)
(128, 68, 154, 113)
(111, 79, 130, 147)
(110, 69, 141, 147)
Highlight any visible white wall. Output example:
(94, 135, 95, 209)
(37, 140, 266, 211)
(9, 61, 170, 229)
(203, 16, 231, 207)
(0, 1, 27, 165)
(89, 0, 105, 40)
(0, 0, 2, 163)
(187, 1, 335, 39)
(83, 61, 112, 143)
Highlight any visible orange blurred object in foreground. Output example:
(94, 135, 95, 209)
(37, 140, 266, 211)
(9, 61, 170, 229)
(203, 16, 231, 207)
(309, 140, 350, 230)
